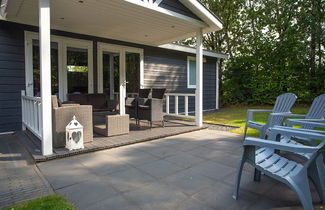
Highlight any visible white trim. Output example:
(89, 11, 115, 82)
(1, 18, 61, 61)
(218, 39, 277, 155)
(195, 28, 203, 127)
(179, 0, 223, 30)
(124, 0, 207, 28)
(187, 56, 196, 89)
(0, 0, 8, 19)
(160, 44, 229, 59)
(153, 0, 163, 6)
(39, 0, 52, 156)
(97, 42, 144, 93)
(216, 59, 219, 109)
(0, 131, 15, 135)
(24, 31, 93, 101)
(187, 56, 206, 89)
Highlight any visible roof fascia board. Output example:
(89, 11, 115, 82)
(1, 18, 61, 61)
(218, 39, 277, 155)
(123, 0, 208, 28)
(179, 0, 223, 30)
(0, 0, 8, 20)
(160, 44, 229, 59)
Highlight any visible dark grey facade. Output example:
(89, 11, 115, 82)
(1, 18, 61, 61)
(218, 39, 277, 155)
(0, 20, 218, 132)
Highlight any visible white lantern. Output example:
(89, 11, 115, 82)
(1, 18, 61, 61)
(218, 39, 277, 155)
(66, 115, 84, 151)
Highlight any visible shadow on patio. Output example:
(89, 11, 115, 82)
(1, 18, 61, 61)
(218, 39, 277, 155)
(36, 129, 323, 210)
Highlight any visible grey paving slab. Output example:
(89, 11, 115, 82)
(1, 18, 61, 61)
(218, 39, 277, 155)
(119, 150, 161, 167)
(144, 146, 180, 158)
(223, 170, 277, 195)
(187, 160, 236, 181)
(193, 181, 259, 210)
(136, 159, 184, 179)
(85, 194, 141, 210)
(123, 181, 188, 210)
(105, 167, 155, 193)
(162, 170, 216, 196)
(56, 176, 119, 209)
(37, 157, 97, 190)
(174, 198, 215, 210)
(76, 152, 132, 176)
(164, 152, 206, 169)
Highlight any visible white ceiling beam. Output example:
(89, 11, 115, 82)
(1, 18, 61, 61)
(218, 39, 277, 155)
(123, 0, 207, 28)
(0, 0, 8, 20)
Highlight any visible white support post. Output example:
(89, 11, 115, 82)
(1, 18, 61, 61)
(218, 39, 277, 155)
(175, 96, 179, 115)
(119, 51, 126, 115)
(39, 0, 53, 156)
(166, 95, 170, 114)
(195, 29, 203, 127)
(216, 59, 219, 110)
(185, 96, 188, 116)
(109, 55, 115, 100)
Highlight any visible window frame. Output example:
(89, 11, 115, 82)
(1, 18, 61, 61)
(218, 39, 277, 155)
(187, 56, 196, 89)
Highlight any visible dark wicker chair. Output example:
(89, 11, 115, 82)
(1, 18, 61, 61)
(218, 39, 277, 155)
(125, 89, 151, 123)
(137, 88, 166, 128)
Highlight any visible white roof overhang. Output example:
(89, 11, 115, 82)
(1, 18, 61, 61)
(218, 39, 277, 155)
(5, 0, 223, 46)
(160, 44, 229, 59)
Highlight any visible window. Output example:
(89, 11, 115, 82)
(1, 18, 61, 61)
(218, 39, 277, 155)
(187, 57, 196, 88)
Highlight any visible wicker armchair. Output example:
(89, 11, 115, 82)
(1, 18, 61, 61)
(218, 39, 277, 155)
(52, 96, 93, 148)
(137, 88, 166, 128)
(125, 88, 151, 123)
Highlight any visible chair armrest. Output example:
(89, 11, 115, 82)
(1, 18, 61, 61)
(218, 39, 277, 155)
(125, 97, 136, 105)
(286, 119, 325, 128)
(244, 137, 319, 154)
(247, 109, 272, 121)
(269, 126, 325, 143)
(61, 103, 80, 107)
(270, 112, 305, 118)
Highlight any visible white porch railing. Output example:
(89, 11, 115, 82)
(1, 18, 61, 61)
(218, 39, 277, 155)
(165, 93, 195, 119)
(21, 90, 42, 140)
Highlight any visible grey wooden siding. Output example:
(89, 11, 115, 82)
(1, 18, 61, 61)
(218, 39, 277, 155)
(0, 20, 218, 132)
(159, 0, 202, 21)
(143, 47, 217, 113)
(0, 21, 25, 132)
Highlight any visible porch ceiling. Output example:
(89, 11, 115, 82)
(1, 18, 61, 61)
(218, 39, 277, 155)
(6, 0, 215, 46)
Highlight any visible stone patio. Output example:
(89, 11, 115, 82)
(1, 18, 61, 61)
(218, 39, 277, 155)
(0, 134, 53, 209)
(36, 129, 323, 210)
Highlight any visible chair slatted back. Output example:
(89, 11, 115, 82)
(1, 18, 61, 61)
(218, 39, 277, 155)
(266, 93, 297, 129)
(303, 94, 325, 129)
(272, 93, 297, 113)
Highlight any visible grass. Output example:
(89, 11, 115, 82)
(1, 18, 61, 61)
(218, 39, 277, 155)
(6, 195, 75, 210)
(204, 106, 309, 137)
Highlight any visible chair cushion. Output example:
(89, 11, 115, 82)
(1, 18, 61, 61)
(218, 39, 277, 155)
(152, 88, 166, 99)
(139, 89, 151, 98)
(87, 94, 107, 109)
(67, 94, 88, 105)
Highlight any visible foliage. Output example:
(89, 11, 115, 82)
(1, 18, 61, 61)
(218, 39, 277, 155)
(194, 0, 325, 105)
(6, 195, 75, 210)
(204, 106, 309, 136)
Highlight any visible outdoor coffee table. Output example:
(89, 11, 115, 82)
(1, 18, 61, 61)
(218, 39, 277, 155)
(93, 112, 129, 137)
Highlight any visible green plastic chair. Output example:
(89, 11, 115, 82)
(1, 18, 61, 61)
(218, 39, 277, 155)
(233, 126, 325, 210)
(243, 93, 299, 139)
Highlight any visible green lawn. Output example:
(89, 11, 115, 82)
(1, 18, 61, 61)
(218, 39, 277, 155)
(204, 106, 309, 137)
(6, 195, 75, 210)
